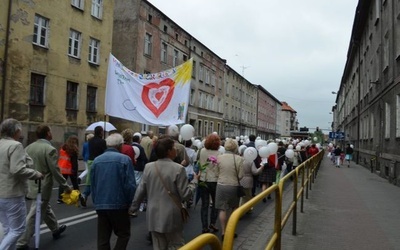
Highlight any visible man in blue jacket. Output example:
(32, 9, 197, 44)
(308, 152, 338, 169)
(91, 133, 136, 250)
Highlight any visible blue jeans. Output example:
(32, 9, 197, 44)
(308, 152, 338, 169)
(83, 185, 91, 198)
(199, 182, 218, 229)
(0, 196, 27, 250)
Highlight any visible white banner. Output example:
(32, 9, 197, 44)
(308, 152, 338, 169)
(105, 54, 192, 126)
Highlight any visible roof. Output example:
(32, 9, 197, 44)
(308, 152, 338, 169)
(281, 101, 297, 113)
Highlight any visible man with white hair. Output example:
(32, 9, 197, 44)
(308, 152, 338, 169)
(91, 133, 137, 249)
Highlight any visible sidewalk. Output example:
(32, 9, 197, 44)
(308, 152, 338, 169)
(281, 154, 400, 250)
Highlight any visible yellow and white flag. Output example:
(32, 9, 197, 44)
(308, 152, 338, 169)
(105, 54, 192, 126)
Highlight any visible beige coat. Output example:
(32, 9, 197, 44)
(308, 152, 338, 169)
(0, 138, 40, 198)
(25, 139, 69, 200)
(216, 152, 244, 186)
(131, 159, 196, 233)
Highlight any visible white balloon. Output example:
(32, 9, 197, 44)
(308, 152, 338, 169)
(256, 136, 261, 141)
(180, 124, 195, 140)
(295, 145, 301, 151)
(285, 149, 295, 159)
(328, 143, 333, 148)
(218, 146, 226, 154)
(350, 144, 354, 148)
(212, 131, 218, 135)
(244, 147, 258, 161)
(316, 143, 322, 149)
(267, 142, 278, 154)
(255, 139, 268, 150)
(313, 137, 318, 141)
(167, 124, 179, 136)
(132, 146, 140, 160)
(258, 146, 271, 158)
(238, 145, 247, 155)
(194, 139, 202, 149)
(288, 144, 294, 149)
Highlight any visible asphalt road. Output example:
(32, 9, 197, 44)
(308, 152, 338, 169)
(22, 184, 272, 250)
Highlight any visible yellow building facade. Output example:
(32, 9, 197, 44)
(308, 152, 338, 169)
(0, 0, 113, 148)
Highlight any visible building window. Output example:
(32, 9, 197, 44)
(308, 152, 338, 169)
(148, 14, 152, 23)
(68, 29, 81, 58)
(33, 15, 49, 47)
(161, 42, 167, 63)
(209, 95, 214, 110)
(205, 69, 210, 84)
(204, 120, 208, 136)
(91, 0, 103, 19)
(385, 102, 390, 138)
(370, 113, 374, 139)
(211, 73, 215, 86)
(88, 38, 100, 64)
(173, 49, 178, 67)
(183, 54, 187, 62)
(142, 124, 149, 133)
(144, 33, 152, 56)
(199, 65, 204, 81)
(192, 60, 196, 78)
(198, 120, 202, 137)
(190, 89, 195, 105)
(86, 86, 97, 112)
(163, 25, 168, 33)
(30, 73, 45, 105)
(71, 0, 84, 9)
(199, 92, 203, 107)
(66, 81, 79, 110)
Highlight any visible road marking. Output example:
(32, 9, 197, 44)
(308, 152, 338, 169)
(39, 211, 97, 234)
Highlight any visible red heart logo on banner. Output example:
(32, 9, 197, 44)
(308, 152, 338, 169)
(141, 78, 175, 118)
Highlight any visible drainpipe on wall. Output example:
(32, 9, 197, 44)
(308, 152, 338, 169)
(1, 0, 12, 121)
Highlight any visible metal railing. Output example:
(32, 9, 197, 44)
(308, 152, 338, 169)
(180, 150, 324, 250)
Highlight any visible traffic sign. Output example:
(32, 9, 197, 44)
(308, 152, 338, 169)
(329, 132, 345, 139)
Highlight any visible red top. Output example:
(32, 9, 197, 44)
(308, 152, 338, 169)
(121, 144, 136, 165)
(308, 146, 319, 157)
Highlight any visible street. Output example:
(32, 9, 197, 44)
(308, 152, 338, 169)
(24, 184, 272, 249)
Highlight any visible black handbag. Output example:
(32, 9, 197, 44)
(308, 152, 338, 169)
(234, 155, 245, 197)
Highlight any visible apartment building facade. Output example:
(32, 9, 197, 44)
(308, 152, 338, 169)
(256, 85, 282, 139)
(280, 101, 298, 138)
(333, 0, 400, 185)
(1, 0, 113, 148)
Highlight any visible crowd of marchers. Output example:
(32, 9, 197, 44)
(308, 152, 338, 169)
(0, 118, 326, 250)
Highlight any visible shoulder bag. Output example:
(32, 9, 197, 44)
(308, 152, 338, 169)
(234, 155, 245, 197)
(154, 163, 190, 223)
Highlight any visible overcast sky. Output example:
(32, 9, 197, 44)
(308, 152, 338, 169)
(149, 0, 358, 133)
